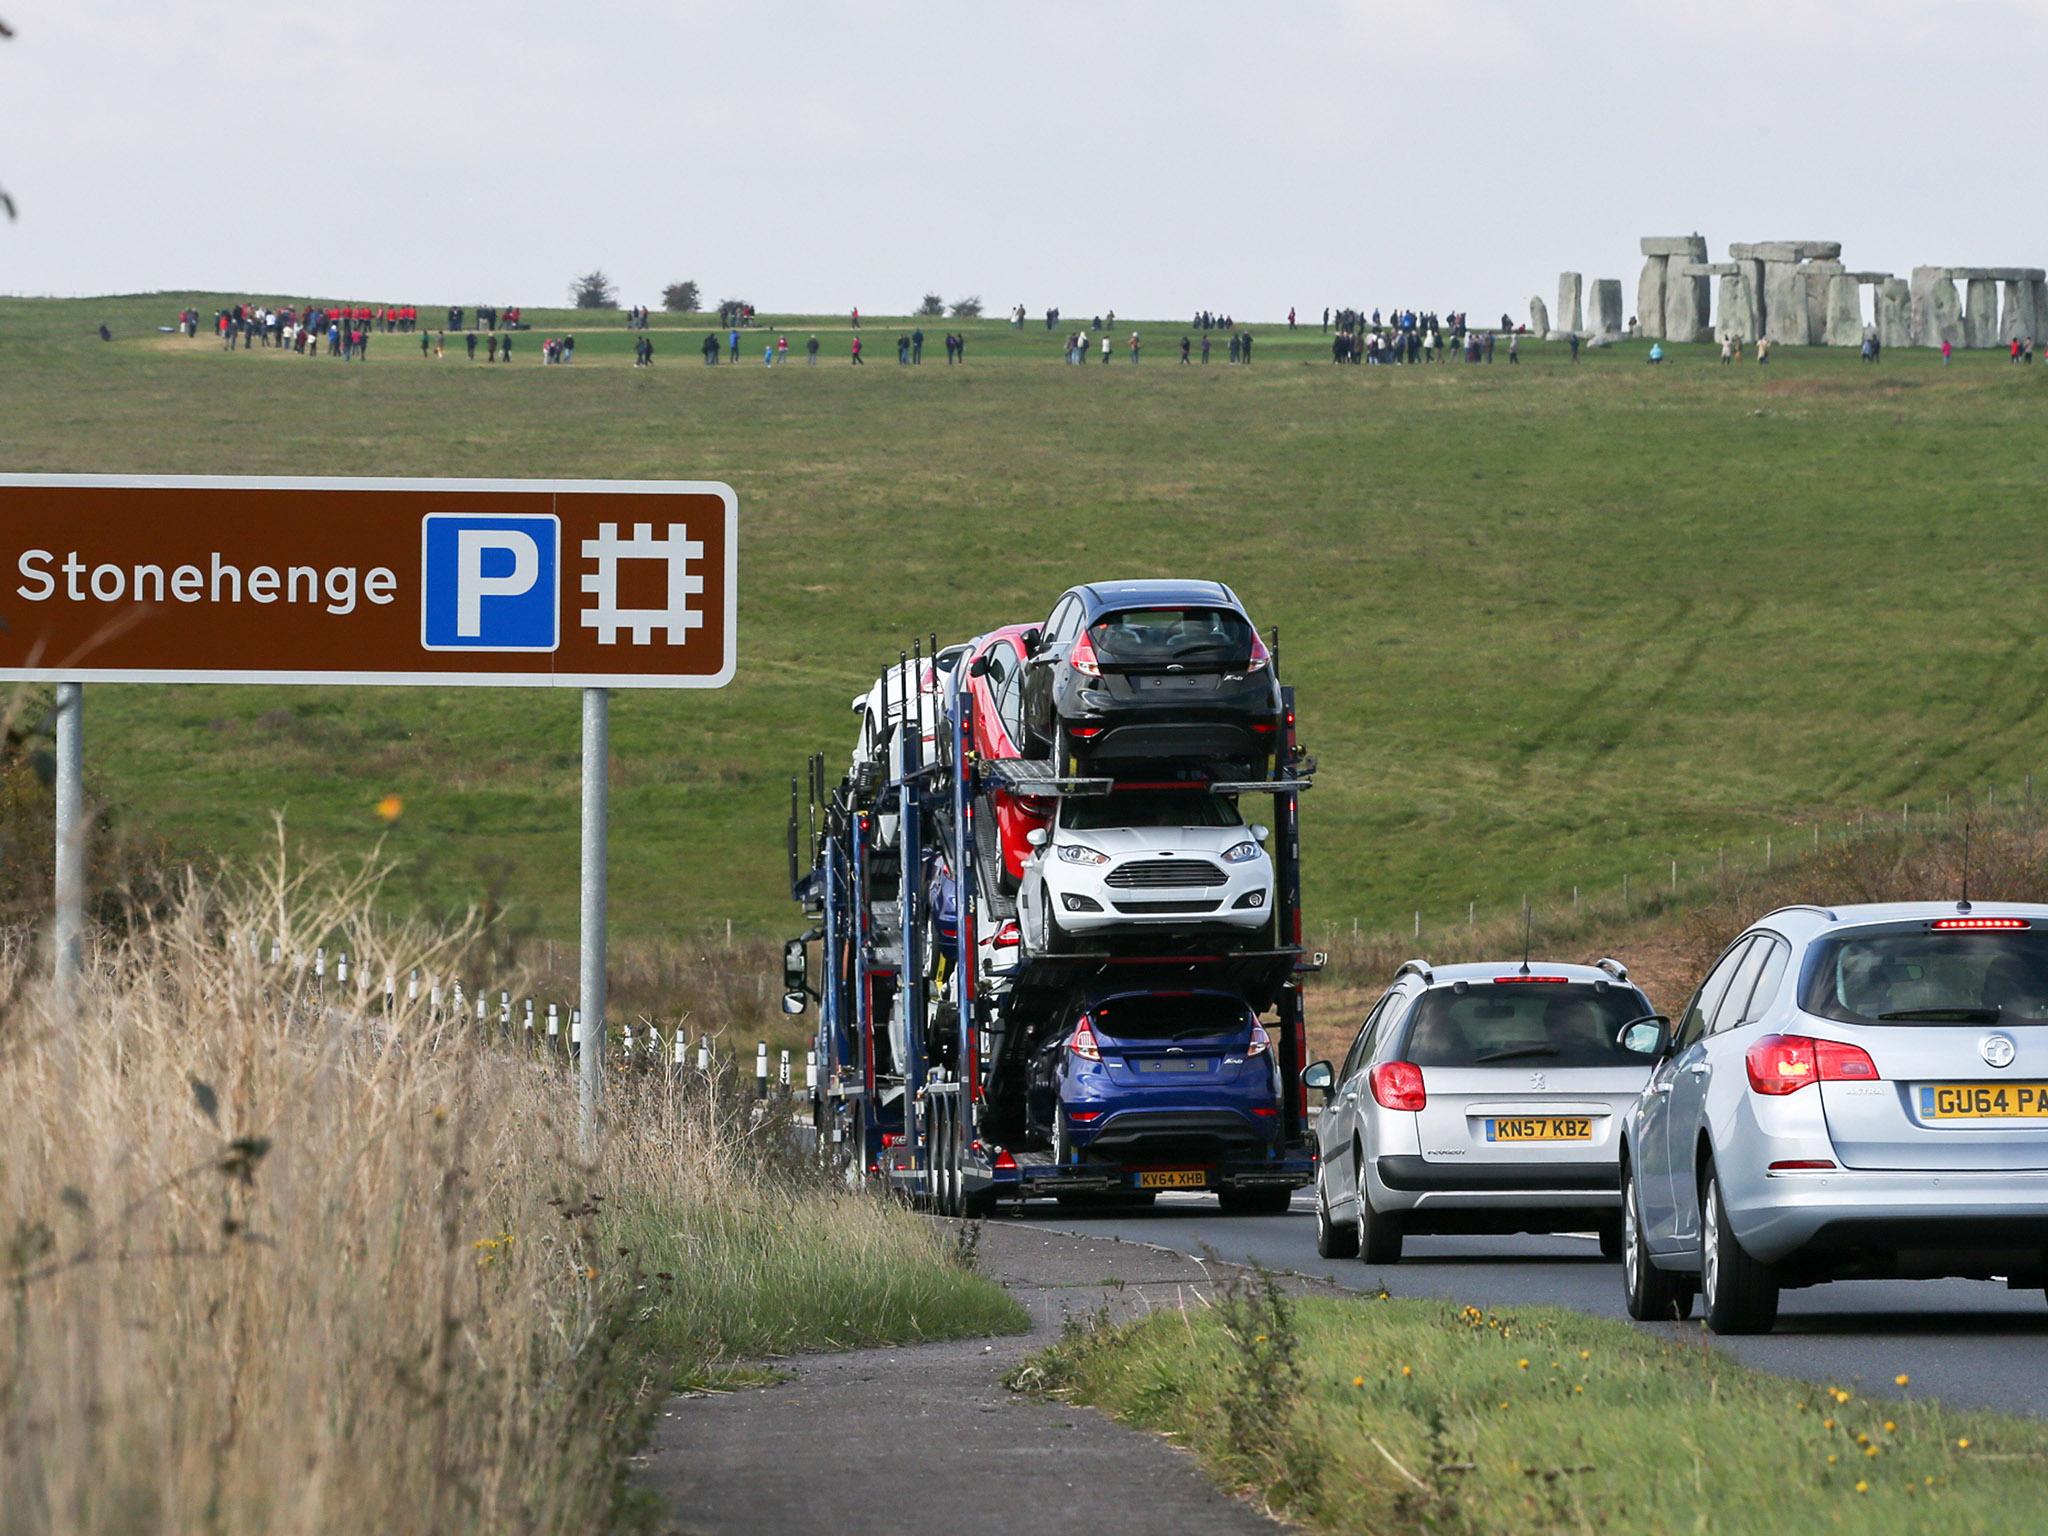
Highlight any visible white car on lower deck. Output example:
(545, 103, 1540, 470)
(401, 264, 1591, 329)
(1015, 789, 1273, 953)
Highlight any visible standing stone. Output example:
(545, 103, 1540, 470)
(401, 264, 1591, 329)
(1662, 240, 1710, 344)
(1637, 257, 1668, 339)
(1803, 261, 1843, 346)
(1931, 278, 1964, 348)
(1998, 278, 2041, 344)
(1823, 274, 1864, 347)
(1965, 277, 1998, 347)
(1556, 272, 1583, 335)
(1909, 267, 1944, 346)
(1589, 278, 1625, 338)
(1529, 295, 1550, 337)
(1763, 262, 1810, 345)
(1716, 272, 1755, 343)
(1877, 278, 1913, 349)
(1736, 258, 1766, 339)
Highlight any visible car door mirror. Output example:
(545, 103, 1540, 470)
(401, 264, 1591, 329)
(1026, 827, 1048, 849)
(1021, 627, 1043, 653)
(781, 990, 808, 1017)
(1617, 1014, 1671, 1058)
(1302, 1060, 1334, 1097)
(1250, 824, 1270, 842)
(783, 938, 808, 992)
(968, 653, 992, 678)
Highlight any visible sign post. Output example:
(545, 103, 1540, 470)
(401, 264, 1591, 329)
(0, 475, 738, 1150)
(579, 685, 608, 1155)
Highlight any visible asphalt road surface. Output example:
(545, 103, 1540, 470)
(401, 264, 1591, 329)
(1024, 1191, 2048, 1417)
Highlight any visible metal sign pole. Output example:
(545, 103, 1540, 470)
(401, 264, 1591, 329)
(52, 681, 84, 1007)
(579, 686, 609, 1155)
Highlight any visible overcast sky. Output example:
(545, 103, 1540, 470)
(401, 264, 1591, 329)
(7, 0, 2044, 318)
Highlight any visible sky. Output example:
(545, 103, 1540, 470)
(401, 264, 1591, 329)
(6, 0, 2045, 318)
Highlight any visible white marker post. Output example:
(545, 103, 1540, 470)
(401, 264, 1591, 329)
(52, 681, 84, 1008)
(580, 687, 608, 1157)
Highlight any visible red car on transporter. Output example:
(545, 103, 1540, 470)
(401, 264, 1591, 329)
(956, 624, 1053, 893)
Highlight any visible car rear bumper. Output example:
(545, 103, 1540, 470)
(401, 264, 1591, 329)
(1074, 1107, 1280, 1155)
(1368, 1155, 1621, 1214)
(1724, 1163, 2048, 1267)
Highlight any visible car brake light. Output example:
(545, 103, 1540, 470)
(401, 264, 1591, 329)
(1744, 1033, 1879, 1095)
(1493, 975, 1571, 985)
(1370, 1061, 1426, 1111)
(992, 920, 1021, 948)
(993, 1148, 1018, 1169)
(1070, 630, 1102, 676)
(1247, 1021, 1272, 1057)
(1247, 632, 1271, 673)
(1930, 917, 2031, 930)
(1070, 1018, 1102, 1060)
(1070, 726, 1103, 738)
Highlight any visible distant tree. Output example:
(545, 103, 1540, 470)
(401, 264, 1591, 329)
(916, 293, 945, 317)
(949, 296, 983, 319)
(661, 280, 702, 313)
(570, 269, 618, 309)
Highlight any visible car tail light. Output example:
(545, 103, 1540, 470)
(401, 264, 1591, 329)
(1251, 1106, 1278, 1117)
(1494, 975, 1571, 985)
(993, 1148, 1018, 1170)
(1744, 1033, 1879, 1095)
(1248, 632, 1271, 673)
(1930, 917, 2030, 930)
(1068, 1110, 1101, 1122)
(1069, 1017, 1102, 1060)
(1247, 1021, 1272, 1057)
(1769, 1159, 1837, 1171)
(1070, 726, 1103, 739)
(991, 920, 1021, 948)
(1070, 630, 1102, 676)
(1370, 1061, 1427, 1111)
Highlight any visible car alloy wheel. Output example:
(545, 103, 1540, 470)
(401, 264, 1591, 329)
(1354, 1151, 1402, 1264)
(1314, 1162, 1358, 1259)
(1621, 1158, 1693, 1322)
(1699, 1166, 1779, 1335)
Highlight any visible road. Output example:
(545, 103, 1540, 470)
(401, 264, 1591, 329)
(1024, 1192, 2048, 1417)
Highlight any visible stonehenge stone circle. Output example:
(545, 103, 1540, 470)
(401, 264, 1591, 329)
(1931, 279, 1964, 348)
(1715, 272, 1754, 343)
(1660, 240, 1711, 342)
(1589, 279, 1625, 338)
(1529, 295, 1550, 336)
(1556, 272, 1583, 336)
(1998, 274, 2045, 343)
(1803, 261, 1844, 345)
(1637, 260, 1667, 339)
(1763, 261, 1811, 346)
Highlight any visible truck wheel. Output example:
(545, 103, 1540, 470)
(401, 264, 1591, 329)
(1621, 1157, 1692, 1321)
(1700, 1164, 1778, 1335)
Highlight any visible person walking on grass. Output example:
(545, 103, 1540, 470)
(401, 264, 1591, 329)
(1129, 331, 1141, 364)
(911, 327, 924, 364)
(777, 334, 789, 365)
(1241, 330, 1254, 364)
(1941, 336, 1953, 366)
(421, 329, 430, 359)
(1228, 332, 1241, 364)
(1507, 333, 1520, 363)
(807, 333, 819, 365)
(851, 336, 865, 364)
(1720, 333, 1733, 364)
(502, 333, 513, 362)
(466, 331, 478, 361)
(1180, 334, 1191, 363)
(488, 333, 499, 363)
(1756, 335, 1770, 365)
(1201, 333, 1211, 364)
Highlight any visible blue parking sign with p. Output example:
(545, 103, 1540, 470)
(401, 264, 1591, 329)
(421, 513, 560, 651)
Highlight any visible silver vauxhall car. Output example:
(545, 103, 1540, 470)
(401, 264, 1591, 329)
(1618, 902, 2048, 1335)
(1306, 959, 1659, 1263)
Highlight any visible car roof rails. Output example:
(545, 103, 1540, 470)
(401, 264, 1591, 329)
(1766, 904, 1839, 923)
(1394, 958, 1434, 985)
(1592, 957, 1630, 981)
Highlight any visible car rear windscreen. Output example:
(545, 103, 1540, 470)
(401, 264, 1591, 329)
(1063, 792, 1243, 830)
(1089, 607, 1254, 668)
(1401, 983, 1652, 1068)
(1800, 928, 2048, 1025)
(1090, 993, 1253, 1041)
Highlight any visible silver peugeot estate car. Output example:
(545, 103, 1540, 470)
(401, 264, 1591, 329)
(1618, 902, 2048, 1335)
(1305, 959, 1659, 1263)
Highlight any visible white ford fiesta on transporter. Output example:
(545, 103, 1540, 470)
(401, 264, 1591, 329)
(1015, 789, 1273, 953)
(1617, 901, 2048, 1335)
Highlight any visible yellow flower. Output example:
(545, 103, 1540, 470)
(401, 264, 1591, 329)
(1865, 1446, 1880, 1459)
(1957, 1437, 1971, 1450)
(1856, 1433, 1869, 1446)
(1579, 1349, 1591, 1361)
(1823, 1419, 1836, 1430)
(1352, 1375, 1365, 1388)
(376, 793, 404, 823)
(583, 1265, 599, 1280)
(1518, 1358, 1530, 1370)
(1254, 1334, 1267, 1343)
(1827, 1454, 1838, 1465)
(1573, 1384, 1584, 1395)
(1854, 1480, 1868, 1494)
(1883, 1421, 1896, 1434)
(1895, 1374, 1910, 1387)
(1401, 1366, 1413, 1378)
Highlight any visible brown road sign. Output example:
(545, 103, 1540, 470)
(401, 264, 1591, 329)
(0, 475, 736, 688)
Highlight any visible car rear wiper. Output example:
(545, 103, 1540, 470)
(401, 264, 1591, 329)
(1876, 1007, 2003, 1023)
(1473, 1045, 1562, 1063)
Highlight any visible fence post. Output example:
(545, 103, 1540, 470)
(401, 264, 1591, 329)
(1670, 859, 1677, 891)
(547, 1002, 561, 1047)
(806, 1049, 819, 1093)
(673, 1030, 687, 1069)
(780, 1049, 792, 1092)
(755, 1041, 769, 1099)
(569, 1008, 582, 1061)
(337, 950, 350, 988)
(1766, 836, 1773, 869)
(1413, 910, 1420, 940)
(697, 1037, 711, 1073)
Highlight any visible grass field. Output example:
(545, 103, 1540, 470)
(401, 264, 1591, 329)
(1024, 1276, 2048, 1535)
(4, 291, 2046, 946)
